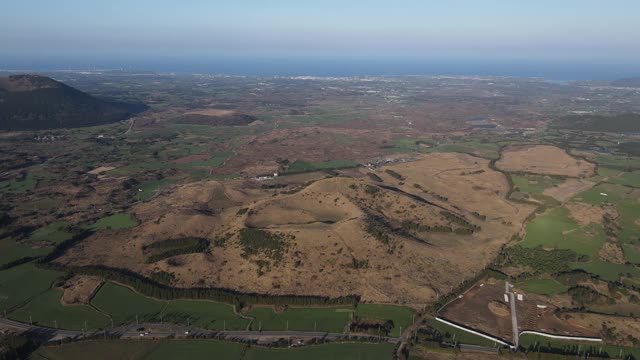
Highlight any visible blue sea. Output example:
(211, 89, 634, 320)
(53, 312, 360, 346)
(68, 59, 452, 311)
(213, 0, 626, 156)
(2, 57, 640, 81)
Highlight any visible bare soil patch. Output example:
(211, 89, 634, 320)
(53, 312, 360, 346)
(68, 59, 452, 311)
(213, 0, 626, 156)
(564, 202, 611, 226)
(598, 241, 626, 264)
(88, 166, 116, 175)
(185, 109, 235, 116)
(60, 276, 103, 305)
(496, 145, 595, 178)
(487, 300, 510, 317)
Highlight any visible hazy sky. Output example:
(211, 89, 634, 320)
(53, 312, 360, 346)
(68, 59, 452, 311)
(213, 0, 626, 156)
(2, 0, 640, 62)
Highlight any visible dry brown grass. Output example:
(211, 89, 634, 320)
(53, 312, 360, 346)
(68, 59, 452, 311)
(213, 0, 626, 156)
(58, 153, 534, 305)
(496, 145, 595, 178)
(60, 276, 103, 305)
(560, 312, 640, 347)
(185, 109, 235, 116)
(544, 178, 595, 202)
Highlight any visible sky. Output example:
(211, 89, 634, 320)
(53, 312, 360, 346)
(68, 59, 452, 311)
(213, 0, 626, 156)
(1, 0, 640, 74)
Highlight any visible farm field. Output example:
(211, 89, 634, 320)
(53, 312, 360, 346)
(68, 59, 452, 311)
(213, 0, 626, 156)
(0, 263, 63, 312)
(247, 306, 352, 333)
(91, 283, 248, 330)
(85, 214, 139, 230)
(515, 279, 568, 296)
(33, 339, 396, 360)
(163, 300, 249, 330)
(0, 238, 49, 266)
(91, 282, 166, 325)
(427, 141, 501, 160)
(519, 334, 640, 359)
(8, 288, 110, 330)
(423, 319, 497, 347)
(511, 175, 564, 194)
(355, 304, 416, 337)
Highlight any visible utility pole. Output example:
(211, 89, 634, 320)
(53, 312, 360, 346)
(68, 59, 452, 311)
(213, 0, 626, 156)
(223, 320, 226, 332)
(54, 320, 57, 329)
(286, 320, 289, 331)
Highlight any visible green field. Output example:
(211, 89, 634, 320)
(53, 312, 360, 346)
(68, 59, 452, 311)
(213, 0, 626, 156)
(91, 282, 166, 325)
(8, 289, 110, 330)
(424, 319, 498, 347)
(34, 340, 396, 360)
(0, 263, 63, 312)
(519, 334, 640, 359)
(520, 207, 605, 257)
(593, 154, 640, 171)
(386, 138, 433, 153)
(0, 172, 37, 193)
(355, 304, 416, 337)
(135, 179, 175, 201)
(287, 160, 359, 173)
(511, 175, 563, 194)
(30, 222, 74, 243)
(516, 279, 568, 296)
(163, 300, 249, 330)
(243, 342, 396, 360)
(247, 306, 352, 333)
(86, 214, 139, 230)
(175, 151, 231, 169)
(427, 141, 501, 160)
(144, 340, 246, 359)
(92, 283, 248, 330)
(605, 169, 640, 187)
(571, 260, 640, 282)
(0, 238, 50, 266)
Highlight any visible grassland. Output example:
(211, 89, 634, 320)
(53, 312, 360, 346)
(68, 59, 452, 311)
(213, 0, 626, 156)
(424, 319, 497, 347)
(86, 214, 139, 230)
(519, 334, 640, 359)
(135, 179, 175, 201)
(247, 306, 352, 333)
(30, 222, 74, 243)
(92, 283, 248, 330)
(287, 160, 359, 173)
(520, 207, 602, 256)
(386, 138, 433, 153)
(175, 151, 231, 169)
(0, 263, 63, 312)
(91, 282, 166, 325)
(163, 300, 249, 330)
(427, 141, 501, 160)
(0, 238, 50, 266)
(8, 288, 110, 330)
(34, 340, 396, 360)
(511, 175, 564, 194)
(242, 342, 396, 360)
(0, 173, 37, 193)
(516, 279, 568, 296)
(355, 304, 416, 337)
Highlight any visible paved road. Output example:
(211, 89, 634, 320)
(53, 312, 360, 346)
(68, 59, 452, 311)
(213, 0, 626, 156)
(505, 281, 519, 348)
(0, 317, 399, 344)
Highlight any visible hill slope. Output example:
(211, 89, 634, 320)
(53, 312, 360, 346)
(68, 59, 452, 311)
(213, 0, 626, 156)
(0, 74, 146, 130)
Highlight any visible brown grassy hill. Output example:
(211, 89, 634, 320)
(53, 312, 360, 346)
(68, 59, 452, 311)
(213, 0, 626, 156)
(57, 153, 534, 305)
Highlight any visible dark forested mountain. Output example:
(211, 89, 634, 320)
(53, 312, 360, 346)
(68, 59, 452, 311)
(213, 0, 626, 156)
(0, 74, 146, 130)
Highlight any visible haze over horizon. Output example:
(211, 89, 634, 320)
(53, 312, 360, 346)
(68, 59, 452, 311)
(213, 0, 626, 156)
(2, 0, 640, 79)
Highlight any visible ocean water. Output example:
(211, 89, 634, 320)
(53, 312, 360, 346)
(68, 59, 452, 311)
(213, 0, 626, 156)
(2, 57, 640, 81)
